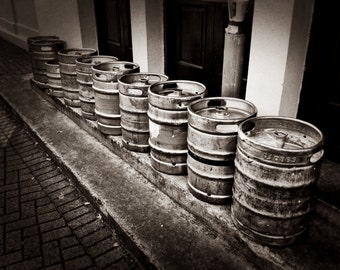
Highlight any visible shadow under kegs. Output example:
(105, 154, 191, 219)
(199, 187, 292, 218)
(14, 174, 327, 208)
(28, 37, 65, 88)
(231, 116, 324, 246)
(148, 80, 207, 175)
(76, 55, 119, 120)
(187, 97, 257, 204)
(58, 48, 97, 107)
(45, 59, 62, 97)
(118, 73, 169, 152)
(92, 61, 140, 135)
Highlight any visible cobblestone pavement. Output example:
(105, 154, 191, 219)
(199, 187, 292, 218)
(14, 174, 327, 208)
(0, 38, 142, 269)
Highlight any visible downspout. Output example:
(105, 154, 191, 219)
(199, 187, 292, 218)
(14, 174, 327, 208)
(221, 0, 252, 98)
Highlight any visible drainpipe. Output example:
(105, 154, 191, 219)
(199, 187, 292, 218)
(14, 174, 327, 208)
(221, 0, 251, 98)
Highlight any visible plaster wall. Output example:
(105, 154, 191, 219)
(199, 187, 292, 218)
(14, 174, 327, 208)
(245, 0, 314, 117)
(33, 0, 83, 48)
(130, 0, 165, 73)
(0, 0, 38, 49)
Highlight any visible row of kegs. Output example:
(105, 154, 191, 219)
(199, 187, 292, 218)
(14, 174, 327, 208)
(27, 36, 325, 247)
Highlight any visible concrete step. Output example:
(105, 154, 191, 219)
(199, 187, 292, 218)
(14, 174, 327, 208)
(1, 78, 340, 269)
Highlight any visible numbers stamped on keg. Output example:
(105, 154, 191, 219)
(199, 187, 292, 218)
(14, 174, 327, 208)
(263, 153, 297, 163)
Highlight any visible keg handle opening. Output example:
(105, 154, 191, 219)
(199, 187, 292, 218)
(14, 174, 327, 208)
(162, 82, 178, 89)
(310, 149, 324, 164)
(94, 73, 109, 80)
(207, 99, 227, 108)
(241, 121, 255, 136)
(124, 64, 136, 70)
(125, 87, 144, 96)
(41, 46, 52, 51)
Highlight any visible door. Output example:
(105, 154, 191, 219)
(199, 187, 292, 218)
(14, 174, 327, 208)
(94, 0, 133, 61)
(165, 0, 252, 97)
(298, 0, 340, 163)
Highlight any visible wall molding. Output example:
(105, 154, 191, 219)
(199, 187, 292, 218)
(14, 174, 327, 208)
(0, 17, 39, 50)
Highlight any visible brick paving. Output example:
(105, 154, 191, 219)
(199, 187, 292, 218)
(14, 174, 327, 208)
(0, 37, 142, 269)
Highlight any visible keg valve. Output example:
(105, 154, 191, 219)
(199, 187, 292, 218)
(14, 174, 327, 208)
(272, 131, 288, 148)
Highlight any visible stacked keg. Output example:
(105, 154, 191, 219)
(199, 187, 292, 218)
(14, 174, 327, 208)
(58, 48, 97, 107)
(148, 80, 207, 174)
(28, 37, 65, 87)
(118, 73, 169, 152)
(187, 97, 257, 204)
(92, 61, 140, 135)
(76, 55, 118, 120)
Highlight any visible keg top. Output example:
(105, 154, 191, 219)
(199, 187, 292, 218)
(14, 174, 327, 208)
(237, 116, 324, 166)
(239, 116, 324, 150)
(189, 97, 257, 121)
(92, 61, 140, 72)
(58, 48, 98, 56)
(187, 97, 257, 134)
(148, 80, 207, 110)
(150, 80, 206, 98)
(76, 55, 119, 66)
(58, 48, 98, 64)
(118, 73, 169, 97)
(119, 73, 169, 86)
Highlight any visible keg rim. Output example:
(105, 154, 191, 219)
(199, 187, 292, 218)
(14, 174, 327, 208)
(118, 72, 169, 85)
(75, 55, 119, 66)
(92, 61, 140, 72)
(148, 80, 206, 97)
(237, 116, 324, 165)
(58, 48, 98, 56)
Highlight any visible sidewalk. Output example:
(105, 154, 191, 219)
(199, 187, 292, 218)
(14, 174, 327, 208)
(1, 36, 340, 270)
(0, 39, 143, 269)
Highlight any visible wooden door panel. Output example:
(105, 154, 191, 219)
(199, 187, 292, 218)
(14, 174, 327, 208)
(178, 5, 205, 68)
(166, 0, 229, 97)
(95, 0, 132, 61)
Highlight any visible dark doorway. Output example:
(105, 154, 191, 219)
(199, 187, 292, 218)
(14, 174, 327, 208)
(94, 0, 133, 61)
(298, 0, 340, 163)
(164, 0, 252, 97)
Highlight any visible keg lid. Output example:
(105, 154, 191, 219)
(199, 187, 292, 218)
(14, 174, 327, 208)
(188, 97, 257, 134)
(76, 55, 119, 73)
(238, 116, 324, 166)
(76, 55, 118, 66)
(118, 73, 169, 97)
(92, 61, 140, 82)
(58, 48, 98, 64)
(148, 80, 207, 110)
(193, 99, 254, 120)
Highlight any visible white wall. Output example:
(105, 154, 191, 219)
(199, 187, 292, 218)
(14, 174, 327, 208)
(0, 0, 98, 51)
(245, 0, 314, 117)
(0, 0, 39, 49)
(130, 0, 165, 73)
(34, 0, 83, 48)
